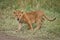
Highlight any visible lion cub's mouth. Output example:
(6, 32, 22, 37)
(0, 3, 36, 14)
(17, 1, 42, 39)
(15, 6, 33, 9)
(17, 18, 19, 21)
(17, 18, 25, 23)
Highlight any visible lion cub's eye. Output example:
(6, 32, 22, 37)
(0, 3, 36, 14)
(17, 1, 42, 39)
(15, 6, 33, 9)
(19, 15, 21, 16)
(16, 15, 18, 16)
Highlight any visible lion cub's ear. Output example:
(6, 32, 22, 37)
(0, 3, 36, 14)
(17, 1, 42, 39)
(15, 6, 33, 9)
(13, 11, 16, 14)
(14, 12, 15, 14)
(22, 12, 26, 14)
(21, 11, 23, 13)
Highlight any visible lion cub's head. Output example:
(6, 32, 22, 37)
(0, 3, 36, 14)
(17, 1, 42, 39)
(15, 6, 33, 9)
(14, 11, 23, 18)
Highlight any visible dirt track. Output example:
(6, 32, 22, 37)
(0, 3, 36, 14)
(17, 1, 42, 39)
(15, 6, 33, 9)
(0, 32, 25, 40)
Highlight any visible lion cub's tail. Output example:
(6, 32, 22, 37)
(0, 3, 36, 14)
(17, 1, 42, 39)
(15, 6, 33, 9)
(44, 15, 56, 21)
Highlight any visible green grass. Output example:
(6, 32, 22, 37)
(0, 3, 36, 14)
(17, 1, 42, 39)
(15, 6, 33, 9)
(0, 0, 60, 40)
(0, 9, 60, 40)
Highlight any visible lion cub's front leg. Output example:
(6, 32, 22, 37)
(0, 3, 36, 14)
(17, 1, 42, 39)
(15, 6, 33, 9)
(16, 23, 22, 32)
(34, 19, 41, 30)
(24, 14, 33, 31)
(27, 21, 33, 31)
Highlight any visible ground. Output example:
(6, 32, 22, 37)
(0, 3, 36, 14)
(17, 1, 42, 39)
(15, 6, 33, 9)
(0, 32, 20, 40)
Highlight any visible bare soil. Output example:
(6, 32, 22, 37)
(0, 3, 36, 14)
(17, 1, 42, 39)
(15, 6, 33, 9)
(0, 32, 25, 40)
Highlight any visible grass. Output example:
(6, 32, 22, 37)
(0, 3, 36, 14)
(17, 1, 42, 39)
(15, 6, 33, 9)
(0, 9, 60, 40)
(0, 0, 60, 40)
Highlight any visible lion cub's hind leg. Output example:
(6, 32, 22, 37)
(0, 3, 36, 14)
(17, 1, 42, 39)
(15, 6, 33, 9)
(34, 17, 45, 31)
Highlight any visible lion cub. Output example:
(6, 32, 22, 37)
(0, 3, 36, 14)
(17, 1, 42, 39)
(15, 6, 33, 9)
(14, 10, 56, 32)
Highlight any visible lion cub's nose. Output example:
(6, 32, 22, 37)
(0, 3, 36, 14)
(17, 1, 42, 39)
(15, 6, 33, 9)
(17, 18, 19, 21)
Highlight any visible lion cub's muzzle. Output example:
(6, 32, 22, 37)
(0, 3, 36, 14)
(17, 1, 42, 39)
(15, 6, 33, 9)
(17, 18, 24, 23)
(17, 18, 21, 23)
(17, 18, 19, 21)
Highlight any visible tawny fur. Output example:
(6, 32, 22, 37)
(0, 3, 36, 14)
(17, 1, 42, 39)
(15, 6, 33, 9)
(14, 10, 56, 31)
